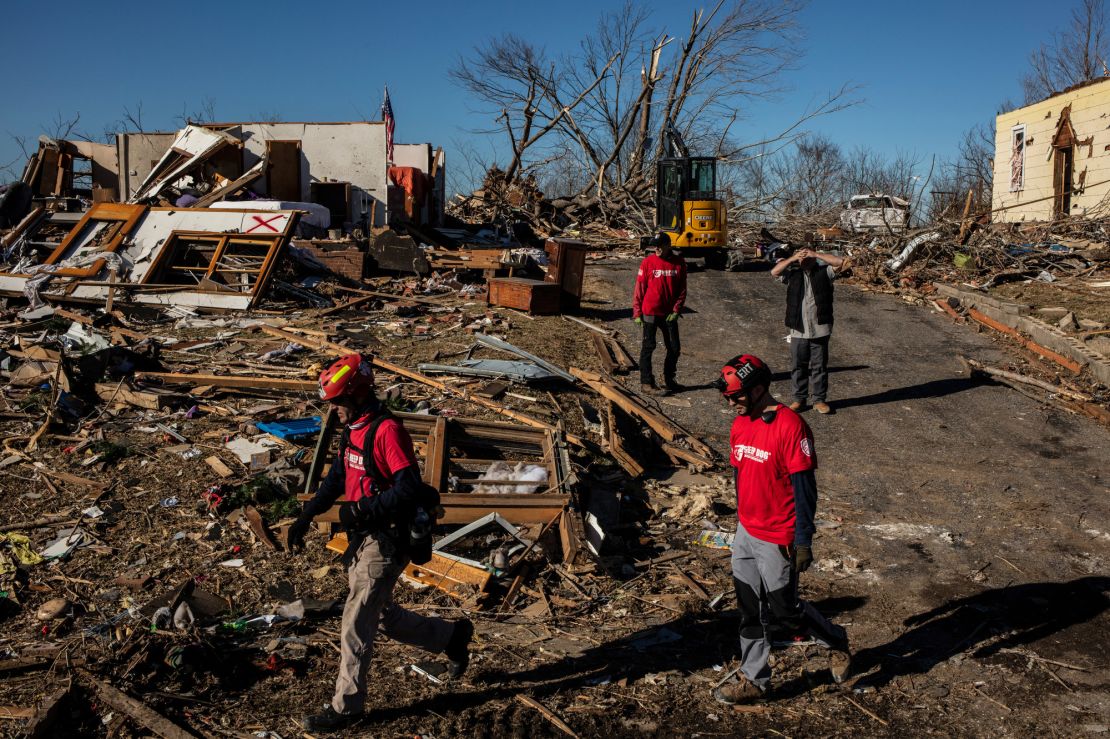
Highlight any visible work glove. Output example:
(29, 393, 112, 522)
(633, 316, 643, 325)
(286, 514, 312, 552)
(793, 544, 813, 573)
(665, 313, 679, 322)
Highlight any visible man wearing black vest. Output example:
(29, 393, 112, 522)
(770, 248, 847, 414)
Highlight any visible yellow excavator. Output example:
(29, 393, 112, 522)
(647, 122, 729, 268)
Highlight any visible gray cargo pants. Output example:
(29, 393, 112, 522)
(790, 335, 830, 403)
(731, 524, 847, 691)
(333, 534, 454, 714)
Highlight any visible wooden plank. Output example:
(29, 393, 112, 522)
(660, 442, 713, 472)
(302, 493, 568, 526)
(572, 367, 715, 459)
(0, 706, 34, 719)
(134, 372, 316, 393)
(592, 333, 618, 374)
(205, 456, 234, 478)
(261, 325, 352, 355)
(39, 469, 108, 491)
(424, 416, 449, 491)
(967, 308, 1083, 374)
(670, 570, 709, 599)
(52, 308, 93, 325)
(80, 672, 196, 739)
(514, 695, 578, 738)
(607, 401, 645, 478)
(95, 383, 177, 411)
(314, 294, 376, 317)
(403, 551, 492, 600)
(608, 336, 637, 372)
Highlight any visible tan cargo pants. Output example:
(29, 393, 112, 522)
(332, 533, 454, 714)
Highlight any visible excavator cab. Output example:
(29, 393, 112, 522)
(651, 125, 729, 267)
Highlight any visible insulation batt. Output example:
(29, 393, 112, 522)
(471, 462, 548, 494)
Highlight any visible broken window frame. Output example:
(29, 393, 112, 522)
(142, 229, 286, 299)
(299, 411, 580, 562)
(1010, 124, 1026, 192)
(0, 203, 147, 279)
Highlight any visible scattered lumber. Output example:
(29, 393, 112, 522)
(591, 333, 636, 375)
(965, 358, 1091, 401)
(79, 671, 197, 738)
(570, 367, 714, 463)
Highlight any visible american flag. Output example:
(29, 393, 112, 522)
(381, 86, 395, 164)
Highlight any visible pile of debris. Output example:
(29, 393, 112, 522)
(0, 252, 737, 733)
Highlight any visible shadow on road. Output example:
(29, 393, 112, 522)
(769, 364, 871, 383)
(853, 576, 1109, 689)
(834, 375, 985, 410)
(365, 595, 874, 723)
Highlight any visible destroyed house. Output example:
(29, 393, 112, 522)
(116, 122, 445, 229)
(19, 122, 445, 231)
(992, 76, 1110, 222)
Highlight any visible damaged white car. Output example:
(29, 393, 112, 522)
(839, 194, 910, 234)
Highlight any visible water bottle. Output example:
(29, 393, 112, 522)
(409, 507, 432, 565)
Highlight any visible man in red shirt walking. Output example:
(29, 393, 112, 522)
(712, 354, 851, 704)
(633, 233, 687, 395)
(287, 354, 474, 732)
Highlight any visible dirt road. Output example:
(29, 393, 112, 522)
(579, 256, 1110, 735)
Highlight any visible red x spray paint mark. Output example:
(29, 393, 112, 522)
(246, 215, 283, 233)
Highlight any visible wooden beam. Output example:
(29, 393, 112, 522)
(967, 308, 1083, 374)
(314, 294, 377, 317)
(80, 672, 196, 739)
(403, 552, 492, 601)
(134, 371, 316, 393)
(607, 401, 644, 478)
(424, 416, 449, 490)
(571, 367, 714, 459)
(301, 493, 568, 525)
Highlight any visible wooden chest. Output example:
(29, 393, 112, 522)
(487, 277, 562, 314)
(544, 238, 589, 310)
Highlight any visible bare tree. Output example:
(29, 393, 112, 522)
(1022, 0, 1109, 103)
(451, 0, 856, 227)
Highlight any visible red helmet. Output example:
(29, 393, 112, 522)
(319, 354, 375, 401)
(717, 354, 771, 398)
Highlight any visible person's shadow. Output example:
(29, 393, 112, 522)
(365, 596, 872, 723)
(852, 576, 1109, 688)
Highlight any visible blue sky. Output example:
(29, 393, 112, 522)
(0, 0, 1055, 193)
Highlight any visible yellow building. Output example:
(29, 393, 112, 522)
(992, 76, 1110, 222)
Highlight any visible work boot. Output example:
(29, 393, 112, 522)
(712, 677, 766, 705)
(445, 618, 474, 678)
(301, 705, 362, 733)
(788, 401, 806, 412)
(663, 377, 683, 395)
(829, 647, 852, 684)
(813, 401, 832, 415)
(640, 379, 660, 396)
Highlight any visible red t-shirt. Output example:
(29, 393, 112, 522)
(633, 253, 687, 318)
(729, 406, 816, 545)
(343, 415, 419, 501)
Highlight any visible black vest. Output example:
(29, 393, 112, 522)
(785, 267, 833, 332)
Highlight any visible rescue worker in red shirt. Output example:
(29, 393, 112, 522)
(711, 354, 851, 704)
(633, 232, 687, 395)
(287, 354, 474, 733)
